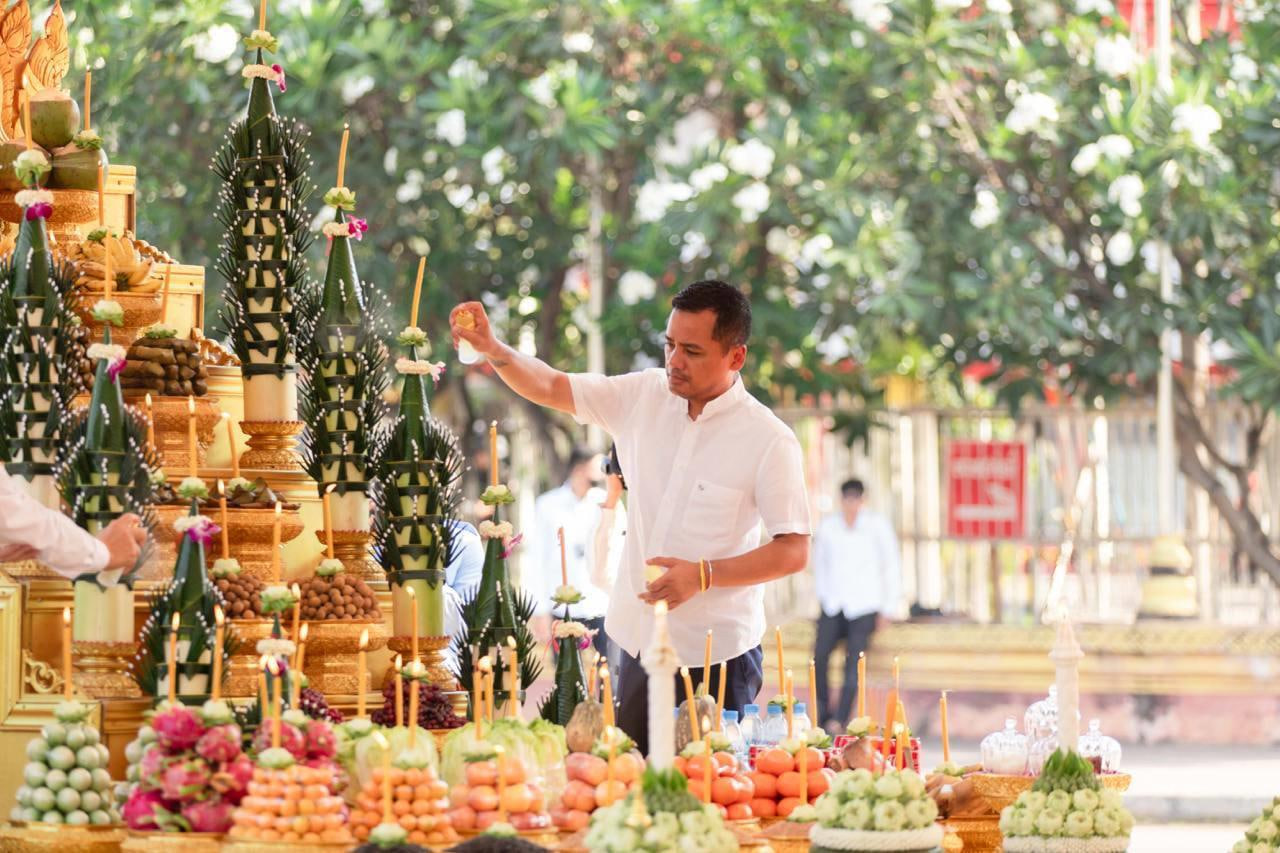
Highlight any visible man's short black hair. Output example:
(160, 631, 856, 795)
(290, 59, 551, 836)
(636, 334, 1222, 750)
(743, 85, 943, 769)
(671, 279, 752, 349)
(841, 478, 865, 499)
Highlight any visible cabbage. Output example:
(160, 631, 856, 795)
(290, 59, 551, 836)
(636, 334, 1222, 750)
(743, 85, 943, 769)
(440, 719, 560, 791)
(341, 725, 439, 801)
(528, 718, 568, 801)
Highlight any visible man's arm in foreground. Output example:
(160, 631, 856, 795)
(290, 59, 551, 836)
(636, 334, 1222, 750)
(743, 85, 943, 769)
(640, 533, 811, 610)
(450, 301, 575, 414)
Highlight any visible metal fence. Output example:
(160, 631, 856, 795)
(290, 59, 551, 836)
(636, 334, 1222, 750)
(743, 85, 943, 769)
(769, 402, 1280, 628)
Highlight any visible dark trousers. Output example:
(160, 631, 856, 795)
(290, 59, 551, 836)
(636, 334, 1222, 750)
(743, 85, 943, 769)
(813, 611, 877, 726)
(615, 643, 763, 757)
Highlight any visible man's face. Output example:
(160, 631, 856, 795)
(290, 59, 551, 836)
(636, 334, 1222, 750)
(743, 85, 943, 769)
(663, 309, 746, 400)
(842, 493, 863, 517)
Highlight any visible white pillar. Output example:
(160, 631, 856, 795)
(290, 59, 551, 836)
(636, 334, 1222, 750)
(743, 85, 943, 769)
(1050, 614, 1083, 751)
(643, 601, 678, 770)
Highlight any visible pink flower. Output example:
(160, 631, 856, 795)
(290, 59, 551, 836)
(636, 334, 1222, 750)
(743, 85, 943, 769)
(153, 705, 205, 752)
(347, 218, 368, 240)
(181, 796, 234, 833)
(271, 63, 287, 93)
(122, 789, 169, 830)
(106, 357, 127, 381)
(161, 759, 212, 802)
(501, 533, 524, 559)
(195, 724, 242, 764)
(303, 721, 337, 760)
(184, 516, 220, 546)
(24, 202, 52, 221)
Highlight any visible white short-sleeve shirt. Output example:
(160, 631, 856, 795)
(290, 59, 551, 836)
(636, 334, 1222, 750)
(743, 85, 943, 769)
(569, 368, 811, 665)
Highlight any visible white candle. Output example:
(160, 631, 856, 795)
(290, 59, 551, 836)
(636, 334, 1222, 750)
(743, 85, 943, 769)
(643, 601, 677, 771)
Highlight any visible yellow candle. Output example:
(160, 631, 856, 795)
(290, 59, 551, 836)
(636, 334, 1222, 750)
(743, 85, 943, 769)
(809, 657, 817, 725)
(258, 0, 268, 30)
(270, 502, 282, 582)
(587, 652, 599, 699)
(896, 729, 906, 770)
(218, 481, 230, 560)
(159, 265, 172, 324)
(882, 690, 898, 763)
(484, 661, 495, 723)
(494, 745, 508, 823)
(857, 652, 866, 720)
(290, 583, 302, 644)
(394, 654, 404, 728)
(294, 622, 309, 705)
(489, 421, 499, 487)
(785, 670, 795, 740)
(61, 607, 72, 701)
(322, 485, 335, 558)
(374, 731, 391, 823)
(22, 88, 30, 150)
(473, 656, 484, 736)
(144, 393, 155, 452)
(96, 163, 104, 225)
(940, 691, 951, 763)
(506, 635, 519, 720)
(335, 123, 350, 187)
(603, 728, 616, 805)
(410, 256, 426, 329)
(680, 667, 699, 742)
(357, 629, 369, 718)
(212, 605, 225, 702)
(223, 412, 240, 479)
(407, 585, 419, 662)
(775, 625, 785, 694)
(600, 664, 615, 729)
(186, 395, 198, 478)
(103, 228, 112, 300)
(799, 739, 809, 804)
(715, 659, 727, 732)
(268, 658, 282, 749)
(83, 69, 91, 131)
(703, 630, 712, 689)
(702, 720, 712, 802)
(408, 663, 420, 746)
(893, 655, 900, 695)
(167, 612, 180, 704)
(557, 527, 568, 587)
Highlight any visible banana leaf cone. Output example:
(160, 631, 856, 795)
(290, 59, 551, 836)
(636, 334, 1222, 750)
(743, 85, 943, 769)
(539, 624, 589, 726)
(12, 210, 53, 309)
(320, 210, 363, 327)
(245, 49, 277, 151)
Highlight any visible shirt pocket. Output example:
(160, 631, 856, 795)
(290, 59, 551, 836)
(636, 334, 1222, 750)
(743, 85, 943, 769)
(685, 478, 745, 533)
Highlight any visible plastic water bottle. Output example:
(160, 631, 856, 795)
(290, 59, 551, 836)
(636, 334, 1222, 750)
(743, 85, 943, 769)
(794, 702, 813, 737)
(722, 710, 747, 764)
(740, 703, 763, 747)
(762, 704, 788, 745)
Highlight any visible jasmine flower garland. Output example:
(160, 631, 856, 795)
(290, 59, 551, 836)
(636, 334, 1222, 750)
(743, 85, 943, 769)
(13, 149, 50, 185)
(86, 343, 127, 364)
(72, 129, 103, 150)
(478, 519, 514, 540)
(322, 186, 357, 210)
(243, 28, 279, 52)
(90, 299, 125, 327)
(14, 188, 52, 208)
(396, 326, 429, 349)
(479, 483, 514, 506)
(316, 558, 344, 577)
(177, 477, 209, 499)
(256, 637, 297, 658)
(394, 357, 445, 380)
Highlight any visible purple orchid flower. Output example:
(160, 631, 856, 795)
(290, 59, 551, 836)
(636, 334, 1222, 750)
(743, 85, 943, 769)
(271, 64, 287, 93)
(186, 517, 221, 546)
(348, 218, 368, 240)
(106, 358, 127, 381)
(24, 202, 52, 221)
(501, 532, 524, 560)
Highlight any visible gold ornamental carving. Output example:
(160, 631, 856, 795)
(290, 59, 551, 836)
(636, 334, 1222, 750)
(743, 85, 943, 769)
(386, 634, 456, 690)
(72, 639, 140, 699)
(0, 0, 70, 141)
(300, 619, 387, 695)
(150, 503, 304, 583)
(21, 649, 61, 694)
(135, 394, 222, 475)
(0, 823, 127, 853)
(2, 557, 57, 580)
(224, 619, 273, 698)
(319, 528, 380, 582)
(238, 420, 304, 470)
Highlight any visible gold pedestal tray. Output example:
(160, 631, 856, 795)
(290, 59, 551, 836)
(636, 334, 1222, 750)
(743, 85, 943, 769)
(386, 635, 457, 690)
(0, 822, 127, 853)
(238, 421, 303, 471)
(302, 619, 388, 694)
(969, 772, 1131, 813)
(120, 832, 224, 853)
(0, 188, 98, 231)
(76, 292, 165, 350)
(135, 396, 222, 477)
(323, 529, 378, 581)
(150, 504, 305, 584)
(224, 619, 273, 698)
(73, 640, 140, 699)
(0, 557, 58, 580)
(222, 840, 351, 853)
(944, 815, 1003, 853)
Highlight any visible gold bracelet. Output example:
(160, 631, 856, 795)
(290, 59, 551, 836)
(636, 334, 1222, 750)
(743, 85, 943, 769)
(699, 559, 706, 592)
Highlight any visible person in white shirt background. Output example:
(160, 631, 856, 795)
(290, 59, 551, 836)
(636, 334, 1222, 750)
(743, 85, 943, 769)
(0, 467, 146, 581)
(811, 477, 901, 731)
(450, 280, 811, 754)
(525, 446, 626, 663)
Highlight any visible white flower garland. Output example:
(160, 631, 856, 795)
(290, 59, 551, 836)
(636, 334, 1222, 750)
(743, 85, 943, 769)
(86, 343, 127, 363)
(256, 637, 297, 658)
(14, 189, 52, 208)
(477, 519, 514, 540)
(241, 64, 278, 81)
(90, 299, 124, 324)
(317, 557, 345, 576)
(211, 558, 242, 577)
(173, 514, 213, 535)
(321, 221, 350, 238)
(395, 357, 445, 379)
(553, 620, 589, 639)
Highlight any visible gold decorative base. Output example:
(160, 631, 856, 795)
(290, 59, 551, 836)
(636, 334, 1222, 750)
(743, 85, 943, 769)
(969, 772, 1131, 813)
(386, 634, 457, 690)
(223, 841, 351, 853)
(302, 619, 388, 695)
(121, 832, 224, 853)
(0, 188, 99, 230)
(224, 619, 273, 698)
(0, 558, 59, 580)
(0, 822, 127, 853)
(944, 816, 1003, 853)
(76, 291, 165, 350)
(322, 529, 378, 581)
(72, 639, 140, 699)
(136, 396, 222, 477)
(238, 421, 303, 471)
(151, 504, 305, 584)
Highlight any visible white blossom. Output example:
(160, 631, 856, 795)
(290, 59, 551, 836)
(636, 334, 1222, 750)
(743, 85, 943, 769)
(1094, 34, 1137, 77)
(192, 23, 240, 64)
(1006, 91, 1059, 135)
(798, 234, 835, 272)
(527, 72, 557, 108)
(1105, 231, 1135, 266)
(936, 0, 973, 9)
(1071, 143, 1101, 176)
(689, 162, 729, 193)
(1140, 241, 1182, 284)
(655, 110, 719, 166)
(1230, 53, 1259, 83)
(1076, 0, 1113, 13)
(553, 620, 590, 639)
(725, 139, 776, 179)
(618, 270, 657, 305)
(1107, 174, 1144, 218)
(986, 0, 1012, 14)
(848, 0, 892, 29)
(435, 108, 467, 147)
(445, 184, 473, 208)
(482, 146, 507, 185)
(562, 31, 594, 53)
(448, 56, 488, 87)
(635, 180, 693, 223)
(731, 182, 771, 223)
(680, 231, 710, 264)
(1096, 134, 1134, 161)
(340, 74, 375, 105)
(1171, 103, 1222, 150)
(970, 188, 1000, 229)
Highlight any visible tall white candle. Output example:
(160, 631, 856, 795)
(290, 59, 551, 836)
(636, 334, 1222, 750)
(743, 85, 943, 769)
(642, 601, 678, 770)
(1050, 613, 1084, 751)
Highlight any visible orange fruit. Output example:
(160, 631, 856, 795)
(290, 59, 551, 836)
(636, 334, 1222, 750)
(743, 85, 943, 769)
(777, 771, 803, 799)
(755, 749, 794, 776)
(406, 769, 424, 786)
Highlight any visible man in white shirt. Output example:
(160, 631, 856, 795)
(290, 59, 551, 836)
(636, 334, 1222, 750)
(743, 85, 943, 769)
(0, 468, 147, 580)
(451, 280, 811, 753)
(811, 478, 901, 730)
(525, 447, 625, 662)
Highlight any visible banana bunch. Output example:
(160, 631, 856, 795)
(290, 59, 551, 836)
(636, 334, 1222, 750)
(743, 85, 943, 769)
(67, 234, 157, 293)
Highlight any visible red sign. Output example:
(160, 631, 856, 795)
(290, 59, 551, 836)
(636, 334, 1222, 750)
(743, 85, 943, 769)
(946, 440, 1026, 539)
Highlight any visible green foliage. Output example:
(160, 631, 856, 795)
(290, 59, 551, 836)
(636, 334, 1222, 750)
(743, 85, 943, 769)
(1032, 749, 1101, 794)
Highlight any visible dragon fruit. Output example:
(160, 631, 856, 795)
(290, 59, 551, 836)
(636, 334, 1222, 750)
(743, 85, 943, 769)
(161, 759, 213, 802)
(195, 724, 243, 764)
(222, 754, 254, 797)
(152, 705, 204, 752)
(304, 720, 337, 760)
(252, 720, 306, 760)
(139, 743, 178, 780)
(181, 796, 234, 833)
(122, 789, 168, 830)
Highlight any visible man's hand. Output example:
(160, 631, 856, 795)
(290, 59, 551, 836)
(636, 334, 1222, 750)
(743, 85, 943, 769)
(449, 302, 502, 359)
(639, 557, 701, 610)
(98, 514, 146, 571)
(0, 544, 38, 562)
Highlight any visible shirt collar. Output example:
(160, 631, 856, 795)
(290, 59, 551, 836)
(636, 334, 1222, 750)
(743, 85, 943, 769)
(680, 373, 746, 422)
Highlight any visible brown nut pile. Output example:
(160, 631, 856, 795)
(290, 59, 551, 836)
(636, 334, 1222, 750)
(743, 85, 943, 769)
(298, 573, 381, 621)
(120, 335, 209, 397)
(214, 572, 265, 619)
(68, 322, 95, 391)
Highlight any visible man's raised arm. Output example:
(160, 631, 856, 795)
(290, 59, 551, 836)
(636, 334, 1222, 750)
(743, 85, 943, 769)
(449, 302, 575, 414)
